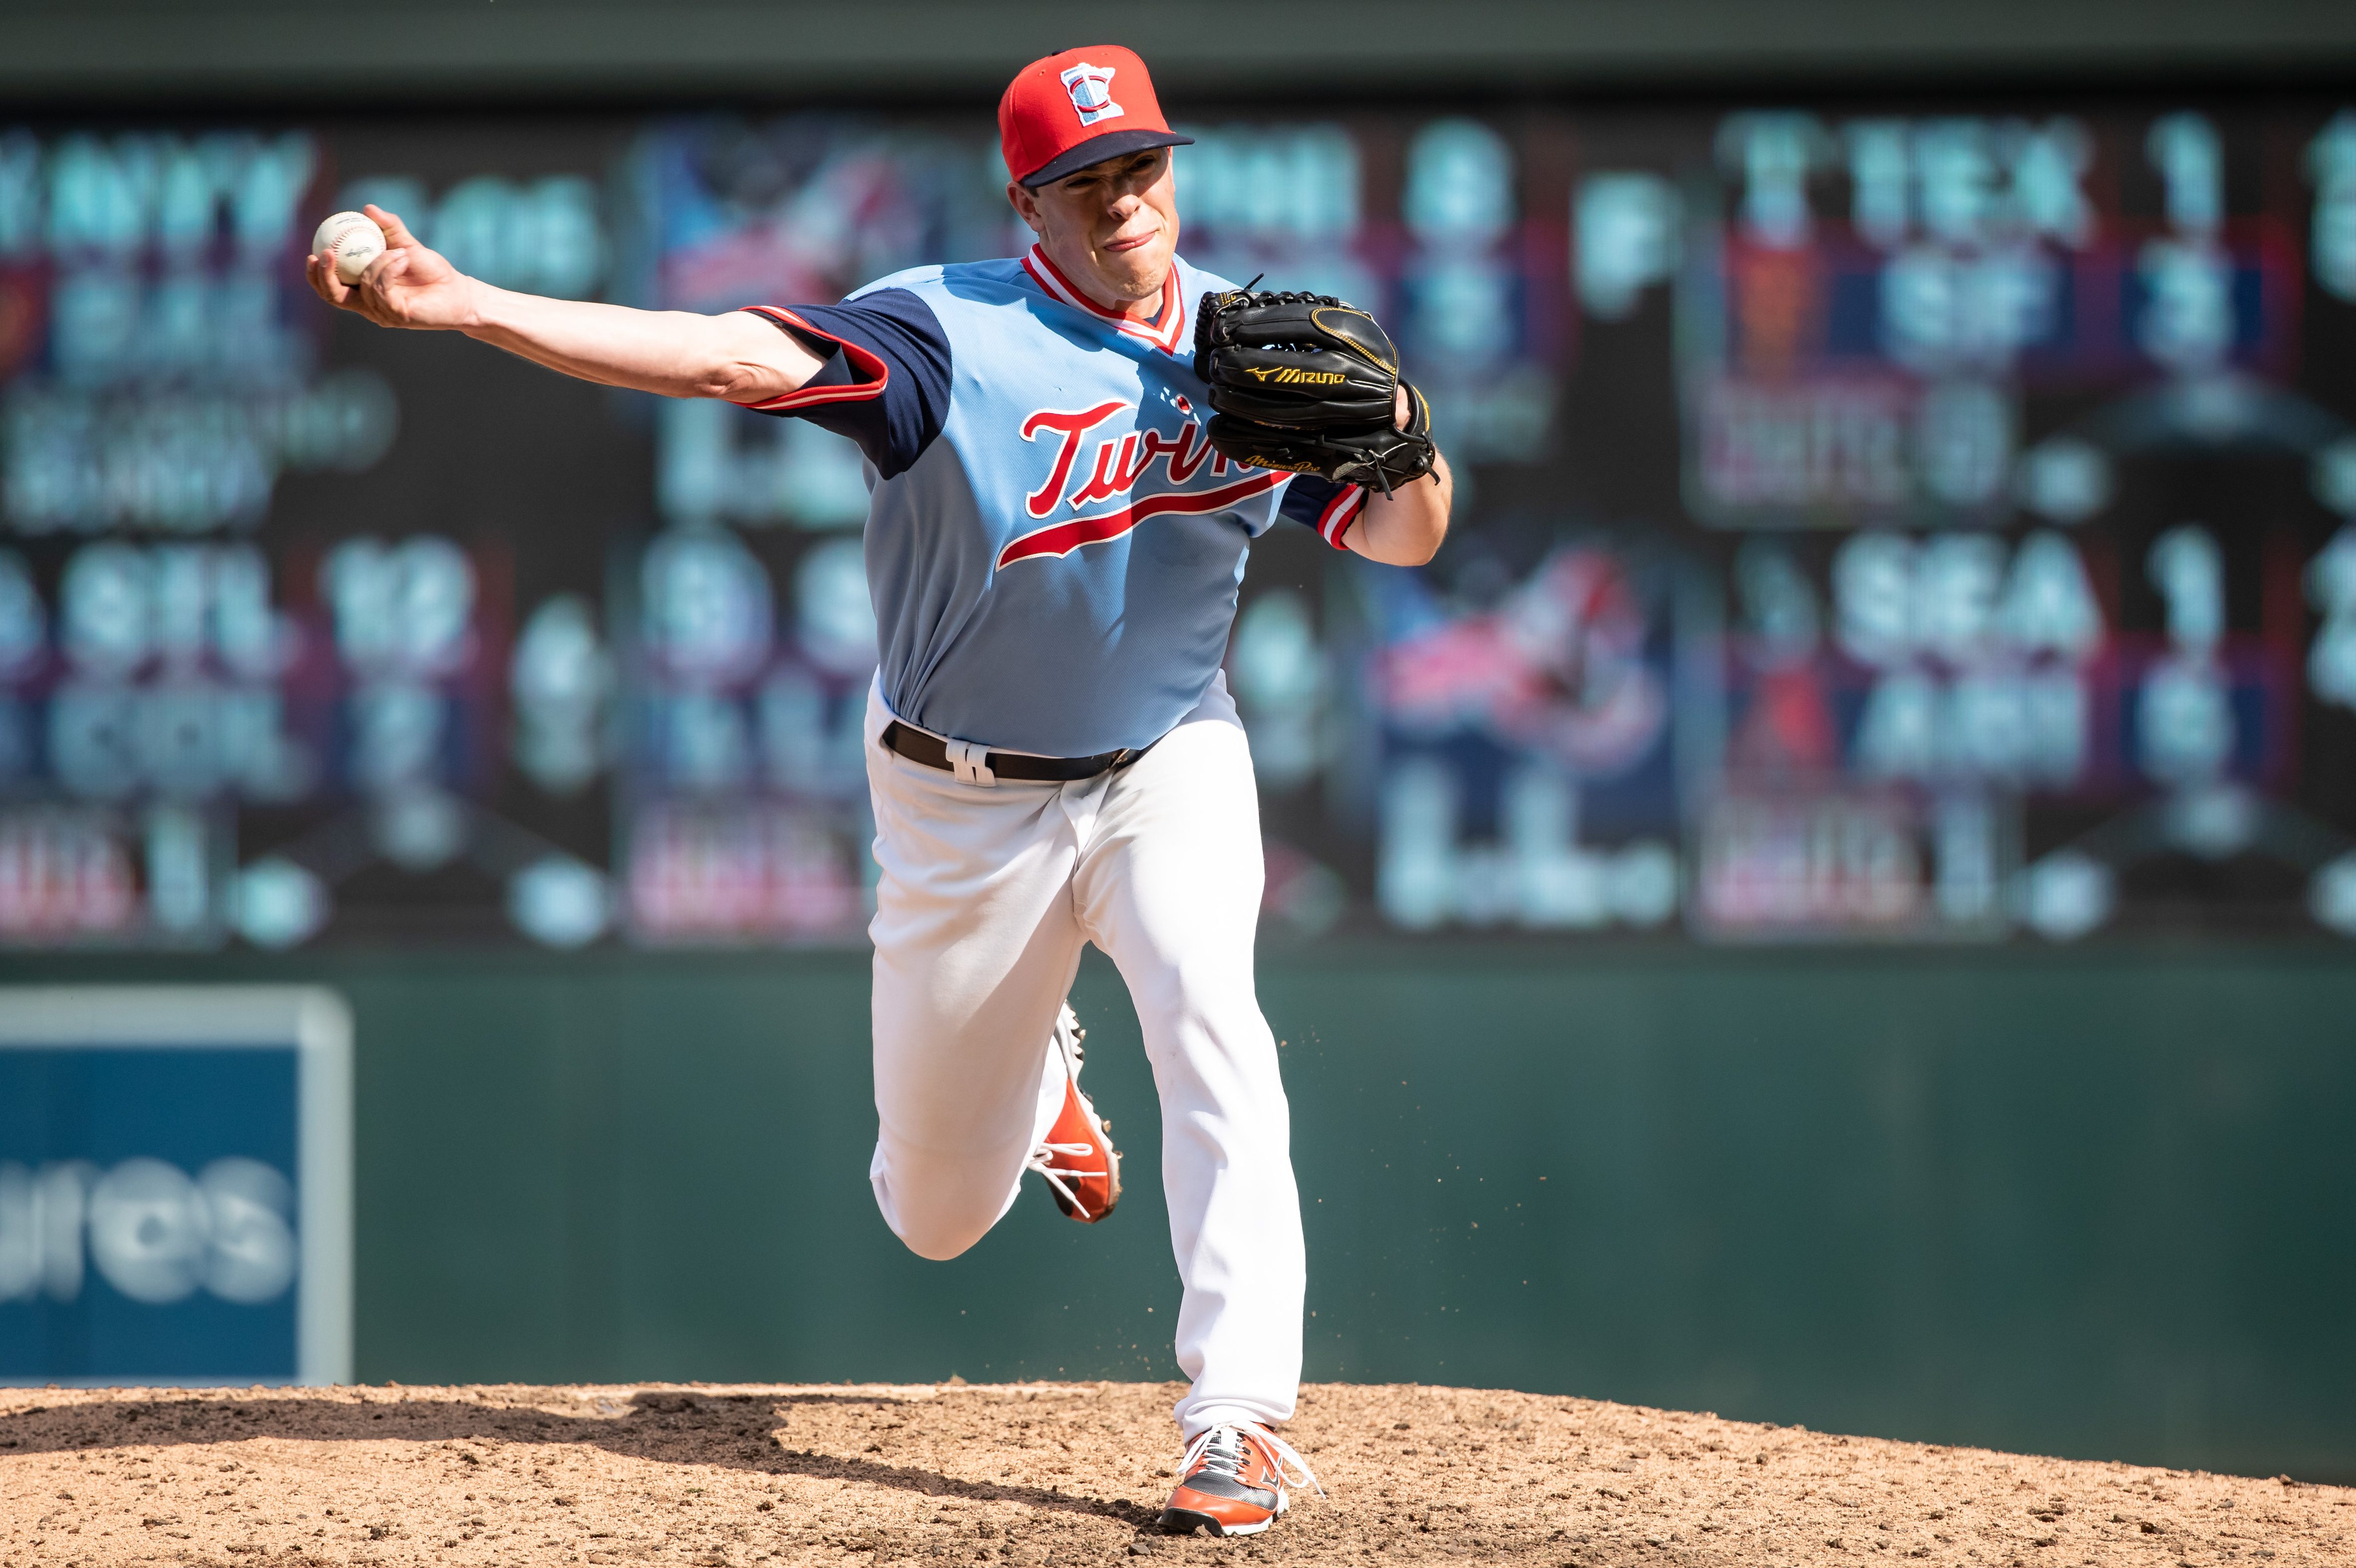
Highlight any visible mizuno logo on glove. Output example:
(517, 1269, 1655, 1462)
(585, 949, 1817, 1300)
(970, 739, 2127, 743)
(1192, 287, 1439, 494)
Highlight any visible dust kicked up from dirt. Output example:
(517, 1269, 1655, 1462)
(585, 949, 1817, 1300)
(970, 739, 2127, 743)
(1, 1382, 2347, 1566)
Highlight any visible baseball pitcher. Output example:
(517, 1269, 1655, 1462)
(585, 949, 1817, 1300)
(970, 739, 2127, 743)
(308, 44, 1452, 1537)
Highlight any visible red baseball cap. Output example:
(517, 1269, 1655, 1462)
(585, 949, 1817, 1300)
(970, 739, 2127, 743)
(999, 45, 1192, 188)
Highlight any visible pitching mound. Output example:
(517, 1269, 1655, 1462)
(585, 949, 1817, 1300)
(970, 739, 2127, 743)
(2, 1382, 2346, 1566)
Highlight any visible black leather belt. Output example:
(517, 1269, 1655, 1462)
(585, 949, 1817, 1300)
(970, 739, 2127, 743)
(880, 721, 1150, 783)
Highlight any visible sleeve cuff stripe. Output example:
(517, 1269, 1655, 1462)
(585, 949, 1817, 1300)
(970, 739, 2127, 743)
(734, 306, 891, 410)
(1317, 485, 1366, 548)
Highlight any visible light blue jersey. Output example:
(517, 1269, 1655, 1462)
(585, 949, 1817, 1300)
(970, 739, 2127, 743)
(738, 246, 1364, 758)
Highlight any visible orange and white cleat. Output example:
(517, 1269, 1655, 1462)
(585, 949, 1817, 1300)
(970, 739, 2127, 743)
(1159, 1422, 1324, 1537)
(1026, 1006, 1121, 1222)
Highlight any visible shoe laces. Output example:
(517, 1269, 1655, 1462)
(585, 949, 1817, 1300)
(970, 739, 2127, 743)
(1029, 1008, 1105, 1216)
(1025, 1139, 1105, 1218)
(1180, 1423, 1326, 1499)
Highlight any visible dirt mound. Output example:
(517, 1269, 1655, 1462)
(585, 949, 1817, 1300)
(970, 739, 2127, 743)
(1, 1382, 2345, 1565)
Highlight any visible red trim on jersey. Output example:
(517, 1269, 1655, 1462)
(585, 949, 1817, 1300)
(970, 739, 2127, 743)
(995, 472, 1283, 569)
(1020, 245, 1186, 355)
(732, 307, 891, 410)
(1314, 484, 1367, 550)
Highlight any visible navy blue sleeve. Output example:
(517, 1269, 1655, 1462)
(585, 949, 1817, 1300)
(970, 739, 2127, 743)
(1275, 474, 1367, 550)
(734, 288, 950, 480)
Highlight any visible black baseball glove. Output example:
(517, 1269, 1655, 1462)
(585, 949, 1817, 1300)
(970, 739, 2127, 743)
(1191, 287, 1438, 495)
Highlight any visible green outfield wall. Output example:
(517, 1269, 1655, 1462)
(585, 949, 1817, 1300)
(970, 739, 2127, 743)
(4, 946, 2351, 1481)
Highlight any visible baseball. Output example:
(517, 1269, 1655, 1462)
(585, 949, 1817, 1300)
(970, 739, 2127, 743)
(312, 211, 386, 284)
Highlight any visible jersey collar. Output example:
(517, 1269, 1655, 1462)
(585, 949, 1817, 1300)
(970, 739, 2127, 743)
(1020, 244, 1187, 356)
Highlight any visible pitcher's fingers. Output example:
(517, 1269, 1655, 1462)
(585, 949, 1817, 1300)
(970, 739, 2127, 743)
(347, 272, 392, 327)
(364, 250, 416, 320)
(362, 202, 422, 250)
(305, 253, 350, 308)
(370, 251, 427, 325)
(358, 245, 402, 293)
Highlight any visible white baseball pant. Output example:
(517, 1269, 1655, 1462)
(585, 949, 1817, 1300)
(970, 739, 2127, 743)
(861, 672, 1304, 1440)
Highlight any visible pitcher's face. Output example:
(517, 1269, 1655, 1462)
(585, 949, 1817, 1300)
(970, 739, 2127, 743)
(1009, 147, 1179, 315)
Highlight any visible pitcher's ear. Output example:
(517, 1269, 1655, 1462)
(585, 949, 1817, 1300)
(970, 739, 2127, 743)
(1006, 181, 1046, 236)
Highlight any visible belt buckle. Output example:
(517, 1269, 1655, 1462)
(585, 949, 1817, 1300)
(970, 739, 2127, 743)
(943, 738, 997, 788)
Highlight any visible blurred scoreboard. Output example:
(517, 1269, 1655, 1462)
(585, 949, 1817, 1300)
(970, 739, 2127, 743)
(0, 99, 2352, 948)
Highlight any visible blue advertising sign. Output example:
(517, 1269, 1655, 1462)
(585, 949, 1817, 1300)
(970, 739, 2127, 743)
(0, 988, 351, 1385)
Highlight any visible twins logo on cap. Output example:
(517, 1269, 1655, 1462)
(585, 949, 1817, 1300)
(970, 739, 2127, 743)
(999, 45, 1190, 188)
(1059, 62, 1124, 126)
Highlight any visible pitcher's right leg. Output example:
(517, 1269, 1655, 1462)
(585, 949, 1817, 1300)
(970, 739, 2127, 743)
(862, 687, 1090, 1260)
(1065, 683, 1304, 1444)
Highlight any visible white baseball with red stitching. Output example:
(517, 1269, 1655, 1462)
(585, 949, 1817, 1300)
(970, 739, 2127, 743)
(311, 211, 386, 284)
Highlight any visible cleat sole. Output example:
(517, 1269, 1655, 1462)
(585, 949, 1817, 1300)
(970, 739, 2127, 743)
(1157, 1508, 1273, 1538)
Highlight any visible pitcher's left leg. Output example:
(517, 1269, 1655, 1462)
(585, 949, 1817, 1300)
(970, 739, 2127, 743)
(1071, 681, 1304, 1442)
